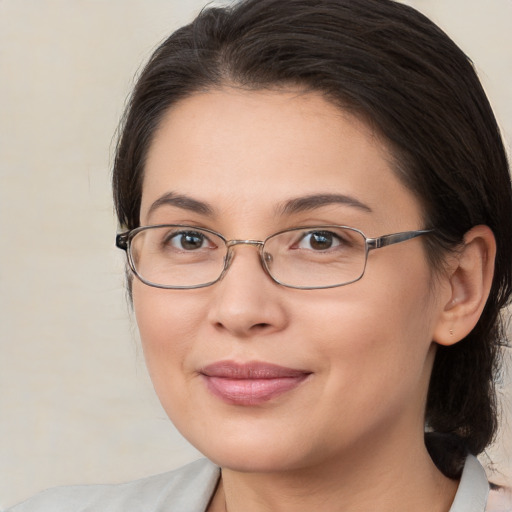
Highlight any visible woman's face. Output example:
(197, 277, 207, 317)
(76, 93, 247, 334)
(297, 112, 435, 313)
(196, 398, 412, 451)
(134, 89, 449, 472)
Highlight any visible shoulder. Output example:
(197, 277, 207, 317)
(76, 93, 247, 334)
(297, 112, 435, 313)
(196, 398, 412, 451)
(6, 458, 220, 512)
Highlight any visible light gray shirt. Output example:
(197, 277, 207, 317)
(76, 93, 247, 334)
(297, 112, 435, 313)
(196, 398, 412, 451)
(6, 455, 489, 512)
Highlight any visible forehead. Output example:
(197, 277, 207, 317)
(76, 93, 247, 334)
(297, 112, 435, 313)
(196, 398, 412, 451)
(140, 88, 422, 232)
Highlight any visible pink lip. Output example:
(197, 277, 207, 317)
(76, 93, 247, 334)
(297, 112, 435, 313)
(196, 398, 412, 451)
(199, 361, 311, 405)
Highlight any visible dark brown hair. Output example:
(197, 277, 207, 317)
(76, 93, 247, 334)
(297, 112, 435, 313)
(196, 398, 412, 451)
(113, 0, 512, 476)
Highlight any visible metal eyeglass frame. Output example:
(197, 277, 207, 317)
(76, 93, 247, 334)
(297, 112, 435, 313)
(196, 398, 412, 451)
(116, 225, 434, 290)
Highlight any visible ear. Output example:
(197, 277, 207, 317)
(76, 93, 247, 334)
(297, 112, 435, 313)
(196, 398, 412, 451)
(433, 225, 496, 346)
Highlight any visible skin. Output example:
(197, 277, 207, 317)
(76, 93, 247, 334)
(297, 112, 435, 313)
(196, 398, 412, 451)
(132, 88, 491, 511)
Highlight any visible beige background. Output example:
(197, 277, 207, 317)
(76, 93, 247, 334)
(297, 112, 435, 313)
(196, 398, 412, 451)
(0, 0, 511, 508)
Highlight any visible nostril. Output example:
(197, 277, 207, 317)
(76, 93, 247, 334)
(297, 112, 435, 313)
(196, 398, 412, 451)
(213, 321, 271, 334)
(252, 322, 271, 331)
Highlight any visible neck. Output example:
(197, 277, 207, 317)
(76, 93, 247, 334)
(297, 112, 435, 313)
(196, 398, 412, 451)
(209, 429, 458, 512)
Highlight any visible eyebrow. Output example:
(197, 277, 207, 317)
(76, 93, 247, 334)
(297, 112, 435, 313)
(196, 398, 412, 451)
(278, 193, 372, 215)
(147, 191, 371, 219)
(148, 192, 214, 217)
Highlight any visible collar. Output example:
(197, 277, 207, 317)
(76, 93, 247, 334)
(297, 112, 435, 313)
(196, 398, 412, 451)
(449, 455, 489, 512)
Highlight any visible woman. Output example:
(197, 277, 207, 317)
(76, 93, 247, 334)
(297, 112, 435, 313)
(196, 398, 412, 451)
(9, 0, 511, 510)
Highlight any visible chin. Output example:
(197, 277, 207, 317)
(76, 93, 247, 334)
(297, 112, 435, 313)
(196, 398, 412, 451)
(203, 446, 306, 474)
(180, 421, 328, 474)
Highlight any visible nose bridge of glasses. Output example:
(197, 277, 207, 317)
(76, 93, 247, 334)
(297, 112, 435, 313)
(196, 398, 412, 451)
(225, 239, 265, 249)
(223, 239, 269, 274)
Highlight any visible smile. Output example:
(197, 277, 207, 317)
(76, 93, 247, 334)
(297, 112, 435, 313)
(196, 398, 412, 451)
(199, 361, 311, 405)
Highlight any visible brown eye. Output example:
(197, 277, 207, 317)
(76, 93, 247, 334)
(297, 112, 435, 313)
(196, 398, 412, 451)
(297, 231, 340, 251)
(167, 231, 208, 250)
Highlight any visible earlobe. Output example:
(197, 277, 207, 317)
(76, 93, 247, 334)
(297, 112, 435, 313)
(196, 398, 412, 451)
(433, 225, 496, 346)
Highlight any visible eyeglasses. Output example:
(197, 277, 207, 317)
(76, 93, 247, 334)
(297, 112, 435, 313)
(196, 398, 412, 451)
(116, 224, 433, 290)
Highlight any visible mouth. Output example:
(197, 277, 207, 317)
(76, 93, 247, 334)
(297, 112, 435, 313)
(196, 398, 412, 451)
(199, 361, 311, 405)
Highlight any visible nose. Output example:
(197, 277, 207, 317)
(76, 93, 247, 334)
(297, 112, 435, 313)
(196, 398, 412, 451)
(207, 243, 288, 338)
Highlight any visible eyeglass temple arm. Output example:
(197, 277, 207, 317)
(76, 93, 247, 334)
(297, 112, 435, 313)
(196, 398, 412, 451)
(366, 229, 433, 250)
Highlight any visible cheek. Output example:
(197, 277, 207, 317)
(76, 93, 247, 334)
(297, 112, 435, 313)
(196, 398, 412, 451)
(132, 284, 206, 386)
(132, 284, 219, 438)
(306, 261, 437, 404)
(311, 295, 431, 382)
